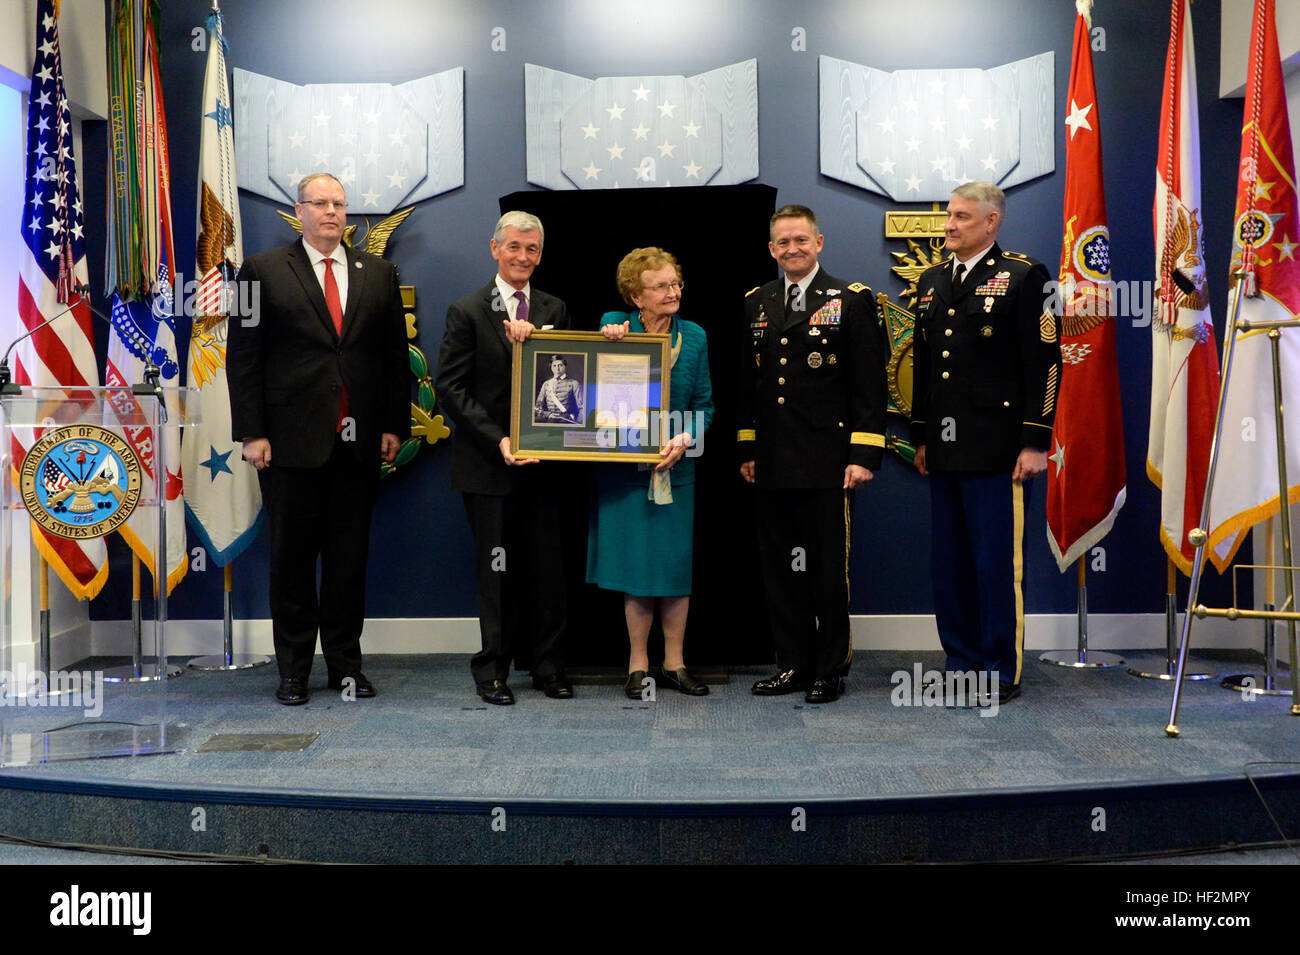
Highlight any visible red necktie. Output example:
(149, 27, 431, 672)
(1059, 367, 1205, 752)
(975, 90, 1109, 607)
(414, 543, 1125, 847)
(322, 257, 349, 430)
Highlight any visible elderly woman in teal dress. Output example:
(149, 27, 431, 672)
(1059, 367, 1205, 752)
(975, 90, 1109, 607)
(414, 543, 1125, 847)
(590, 247, 714, 697)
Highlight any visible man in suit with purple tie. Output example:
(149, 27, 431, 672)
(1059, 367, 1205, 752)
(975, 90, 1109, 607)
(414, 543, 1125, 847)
(436, 212, 574, 705)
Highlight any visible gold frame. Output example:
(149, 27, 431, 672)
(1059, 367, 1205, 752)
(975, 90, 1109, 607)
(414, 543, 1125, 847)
(509, 329, 671, 463)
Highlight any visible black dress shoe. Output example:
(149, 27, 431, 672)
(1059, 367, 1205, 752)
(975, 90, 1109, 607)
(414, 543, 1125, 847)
(532, 673, 574, 699)
(275, 676, 309, 706)
(804, 677, 843, 704)
(751, 669, 809, 696)
(986, 682, 1021, 706)
(328, 671, 376, 698)
(625, 670, 649, 699)
(656, 666, 709, 696)
(476, 680, 515, 705)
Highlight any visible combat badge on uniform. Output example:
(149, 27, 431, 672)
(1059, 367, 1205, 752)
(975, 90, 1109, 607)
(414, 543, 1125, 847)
(20, 426, 143, 540)
(808, 352, 823, 368)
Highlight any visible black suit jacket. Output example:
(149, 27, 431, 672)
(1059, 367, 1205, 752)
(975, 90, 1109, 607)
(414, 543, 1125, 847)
(435, 280, 571, 495)
(909, 242, 1061, 472)
(736, 268, 888, 489)
(228, 240, 410, 468)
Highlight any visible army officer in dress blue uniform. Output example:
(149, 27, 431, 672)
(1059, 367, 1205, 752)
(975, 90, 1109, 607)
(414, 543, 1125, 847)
(911, 181, 1061, 706)
(738, 205, 888, 704)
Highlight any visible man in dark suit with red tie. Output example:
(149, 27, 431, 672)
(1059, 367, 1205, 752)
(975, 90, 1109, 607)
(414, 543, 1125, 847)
(228, 173, 409, 705)
(435, 212, 574, 705)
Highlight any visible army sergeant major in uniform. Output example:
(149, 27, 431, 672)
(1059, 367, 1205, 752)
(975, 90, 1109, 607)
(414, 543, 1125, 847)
(738, 205, 888, 704)
(911, 181, 1061, 705)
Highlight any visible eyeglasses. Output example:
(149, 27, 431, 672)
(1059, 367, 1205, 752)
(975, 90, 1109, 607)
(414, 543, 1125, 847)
(644, 281, 684, 294)
(299, 199, 348, 211)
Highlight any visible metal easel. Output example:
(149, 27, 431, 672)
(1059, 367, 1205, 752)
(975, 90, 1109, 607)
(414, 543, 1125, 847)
(1166, 273, 1300, 735)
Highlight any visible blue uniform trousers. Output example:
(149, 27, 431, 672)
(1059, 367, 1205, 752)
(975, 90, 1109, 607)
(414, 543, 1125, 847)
(929, 471, 1029, 686)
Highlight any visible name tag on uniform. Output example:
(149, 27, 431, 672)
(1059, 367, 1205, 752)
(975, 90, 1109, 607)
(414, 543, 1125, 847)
(809, 298, 842, 325)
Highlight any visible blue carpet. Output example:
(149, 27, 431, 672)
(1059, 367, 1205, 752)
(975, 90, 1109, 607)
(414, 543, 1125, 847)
(1, 651, 1295, 803)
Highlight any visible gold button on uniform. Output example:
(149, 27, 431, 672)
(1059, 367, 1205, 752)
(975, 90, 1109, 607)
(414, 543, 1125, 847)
(945, 329, 952, 337)
(778, 377, 785, 385)
(778, 396, 785, 404)
(780, 337, 788, 345)
(1003, 400, 1011, 407)
(947, 308, 955, 316)
(942, 350, 950, 358)
(780, 357, 787, 365)
(942, 371, 950, 379)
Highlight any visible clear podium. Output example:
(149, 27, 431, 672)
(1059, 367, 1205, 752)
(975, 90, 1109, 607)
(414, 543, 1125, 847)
(0, 384, 197, 764)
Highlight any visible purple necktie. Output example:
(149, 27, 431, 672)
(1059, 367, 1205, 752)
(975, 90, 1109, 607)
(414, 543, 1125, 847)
(514, 289, 529, 324)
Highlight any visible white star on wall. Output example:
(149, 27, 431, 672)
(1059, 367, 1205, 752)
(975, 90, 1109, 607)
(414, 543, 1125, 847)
(387, 168, 406, 188)
(657, 100, 676, 118)
(631, 83, 651, 102)
(904, 174, 923, 193)
(581, 121, 600, 140)
(287, 130, 305, 148)
(583, 160, 601, 180)
(631, 122, 649, 141)
(362, 188, 381, 205)
(878, 117, 896, 135)
(682, 120, 701, 138)
(683, 160, 702, 179)
(657, 140, 676, 157)
(607, 102, 625, 120)
(877, 157, 896, 175)
(607, 142, 625, 160)
(312, 110, 331, 127)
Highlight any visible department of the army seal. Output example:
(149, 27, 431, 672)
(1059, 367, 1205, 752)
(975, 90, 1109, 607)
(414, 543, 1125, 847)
(19, 426, 143, 539)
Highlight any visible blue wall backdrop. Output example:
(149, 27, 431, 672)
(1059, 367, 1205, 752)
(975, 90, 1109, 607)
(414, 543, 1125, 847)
(81, 0, 1245, 625)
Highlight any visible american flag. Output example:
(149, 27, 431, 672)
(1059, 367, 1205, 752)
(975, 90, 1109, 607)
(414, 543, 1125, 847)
(41, 457, 71, 497)
(14, 0, 108, 598)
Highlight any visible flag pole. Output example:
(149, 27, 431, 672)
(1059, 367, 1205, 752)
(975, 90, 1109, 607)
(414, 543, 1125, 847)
(1220, 517, 1291, 694)
(1127, 557, 1215, 681)
(188, 562, 270, 670)
(102, 552, 180, 682)
(1040, 556, 1124, 668)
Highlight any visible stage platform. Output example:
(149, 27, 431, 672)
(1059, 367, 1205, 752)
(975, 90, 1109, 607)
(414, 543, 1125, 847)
(1, 651, 1298, 864)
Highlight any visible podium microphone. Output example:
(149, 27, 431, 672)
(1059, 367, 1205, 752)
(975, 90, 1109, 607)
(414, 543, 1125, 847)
(0, 284, 165, 404)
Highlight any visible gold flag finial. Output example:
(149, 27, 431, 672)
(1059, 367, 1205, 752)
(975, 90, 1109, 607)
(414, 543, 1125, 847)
(1075, 0, 1093, 29)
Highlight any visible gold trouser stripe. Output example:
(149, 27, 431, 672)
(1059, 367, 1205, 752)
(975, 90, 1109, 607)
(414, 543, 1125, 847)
(842, 490, 853, 670)
(850, 431, 885, 447)
(737, 428, 757, 442)
(1012, 480, 1025, 685)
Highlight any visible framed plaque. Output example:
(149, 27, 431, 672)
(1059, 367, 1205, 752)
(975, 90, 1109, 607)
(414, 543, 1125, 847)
(509, 329, 670, 462)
